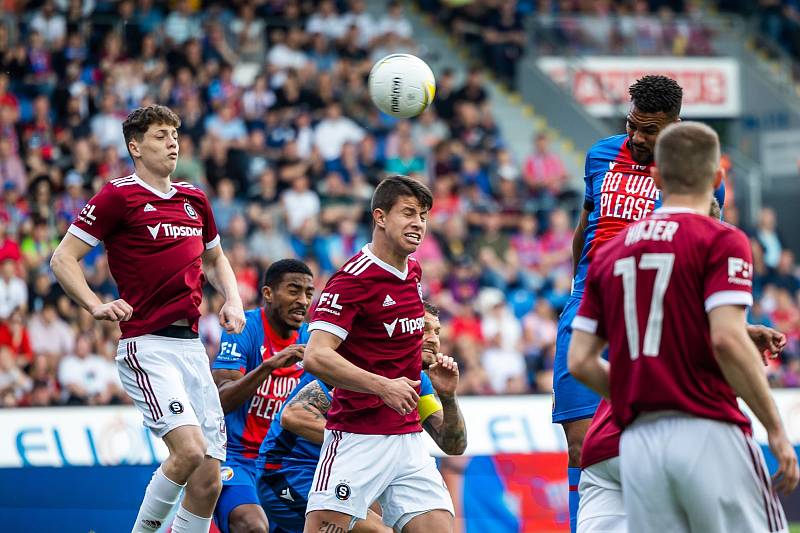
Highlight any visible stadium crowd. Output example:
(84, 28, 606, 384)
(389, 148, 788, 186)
(0, 0, 797, 409)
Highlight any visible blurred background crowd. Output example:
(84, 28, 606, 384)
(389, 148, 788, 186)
(0, 0, 798, 409)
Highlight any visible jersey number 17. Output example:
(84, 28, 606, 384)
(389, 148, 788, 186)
(613, 253, 675, 360)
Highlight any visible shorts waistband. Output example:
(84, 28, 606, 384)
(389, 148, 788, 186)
(632, 410, 692, 425)
(149, 325, 199, 339)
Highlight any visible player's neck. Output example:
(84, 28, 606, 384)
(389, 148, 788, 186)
(661, 194, 711, 215)
(135, 166, 172, 194)
(264, 310, 294, 339)
(368, 240, 408, 273)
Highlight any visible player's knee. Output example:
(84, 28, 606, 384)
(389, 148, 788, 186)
(172, 446, 206, 475)
(188, 473, 221, 504)
(229, 516, 268, 533)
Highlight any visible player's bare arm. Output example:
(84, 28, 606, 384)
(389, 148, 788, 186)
(572, 208, 590, 277)
(201, 244, 245, 334)
(304, 330, 420, 415)
(710, 305, 799, 494)
(213, 344, 304, 414)
(281, 379, 331, 444)
(50, 233, 133, 322)
(567, 330, 610, 398)
(424, 353, 467, 455)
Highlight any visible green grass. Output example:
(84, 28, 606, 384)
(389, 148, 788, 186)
(790, 522, 800, 533)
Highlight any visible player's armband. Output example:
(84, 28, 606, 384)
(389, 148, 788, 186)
(417, 394, 442, 423)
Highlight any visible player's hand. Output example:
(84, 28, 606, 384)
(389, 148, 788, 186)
(267, 344, 305, 369)
(427, 353, 459, 399)
(90, 299, 133, 322)
(219, 301, 246, 334)
(768, 430, 800, 495)
(746, 325, 787, 364)
(378, 377, 420, 416)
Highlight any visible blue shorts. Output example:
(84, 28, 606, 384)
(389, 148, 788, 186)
(214, 461, 259, 533)
(257, 465, 315, 533)
(552, 295, 601, 423)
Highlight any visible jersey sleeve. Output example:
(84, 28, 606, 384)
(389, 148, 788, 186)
(67, 184, 124, 246)
(213, 321, 257, 373)
(703, 227, 754, 312)
(417, 371, 442, 423)
(199, 193, 220, 250)
(297, 323, 310, 344)
(573, 262, 607, 338)
(307, 273, 366, 341)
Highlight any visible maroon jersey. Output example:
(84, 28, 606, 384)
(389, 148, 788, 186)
(308, 245, 424, 435)
(69, 175, 219, 339)
(573, 207, 754, 432)
(581, 399, 621, 469)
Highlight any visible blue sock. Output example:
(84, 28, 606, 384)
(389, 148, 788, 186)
(568, 467, 581, 533)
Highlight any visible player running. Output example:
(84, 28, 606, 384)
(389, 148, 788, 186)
(569, 121, 799, 532)
(301, 175, 455, 533)
(210, 259, 314, 533)
(51, 105, 245, 533)
(553, 75, 725, 531)
(256, 302, 467, 532)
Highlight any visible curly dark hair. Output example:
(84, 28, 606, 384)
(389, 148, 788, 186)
(122, 105, 181, 156)
(263, 258, 313, 289)
(628, 75, 683, 118)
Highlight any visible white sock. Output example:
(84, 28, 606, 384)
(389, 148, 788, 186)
(131, 466, 185, 533)
(171, 505, 213, 533)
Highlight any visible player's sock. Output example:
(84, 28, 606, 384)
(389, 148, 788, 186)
(171, 505, 212, 533)
(132, 466, 185, 533)
(568, 467, 581, 533)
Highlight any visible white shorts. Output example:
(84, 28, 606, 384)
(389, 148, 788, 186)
(578, 457, 626, 533)
(116, 334, 226, 462)
(306, 430, 454, 529)
(620, 413, 788, 533)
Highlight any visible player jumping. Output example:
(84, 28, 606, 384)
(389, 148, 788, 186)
(301, 175, 455, 533)
(553, 75, 725, 532)
(569, 121, 799, 532)
(211, 259, 314, 533)
(256, 302, 467, 533)
(51, 105, 246, 533)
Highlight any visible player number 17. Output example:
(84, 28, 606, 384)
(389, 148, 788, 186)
(613, 253, 675, 360)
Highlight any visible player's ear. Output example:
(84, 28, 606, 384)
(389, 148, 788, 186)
(262, 285, 273, 305)
(713, 166, 724, 189)
(128, 139, 141, 159)
(652, 166, 663, 190)
(373, 208, 386, 229)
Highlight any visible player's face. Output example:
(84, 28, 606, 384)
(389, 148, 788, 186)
(132, 123, 179, 177)
(626, 106, 675, 165)
(381, 195, 428, 255)
(264, 273, 315, 330)
(421, 311, 441, 369)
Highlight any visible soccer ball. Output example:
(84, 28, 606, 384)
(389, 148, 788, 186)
(368, 54, 436, 119)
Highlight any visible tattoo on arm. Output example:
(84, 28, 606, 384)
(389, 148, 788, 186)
(318, 521, 346, 533)
(286, 381, 331, 421)
(423, 395, 467, 455)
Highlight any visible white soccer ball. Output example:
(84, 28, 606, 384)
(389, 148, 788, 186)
(368, 54, 436, 119)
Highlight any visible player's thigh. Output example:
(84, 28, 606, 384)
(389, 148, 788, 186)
(400, 510, 453, 533)
(186, 337, 227, 462)
(258, 470, 311, 533)
(670, 418, 787, 533)
(228, 504, 268, 533)
(577, 458, 626, 533)
(378, 434, 454, 531)
(350, 510, 391, 533)
(620, 419, 688, 533)
(116, 336, 200, 438)
(303, 510, 352, 533)
(306, 431, 398, 523)
(552, 297, 600, 423)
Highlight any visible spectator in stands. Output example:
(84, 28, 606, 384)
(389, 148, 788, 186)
(756, 207, 785, 270)
(313, 102, 365, 161)
(0, 258, 27, 320)
(523, 132, 569, 210)
(57, 334, 121, 405)
(0, 345, 31, 406)
(28, 300, 74, 359)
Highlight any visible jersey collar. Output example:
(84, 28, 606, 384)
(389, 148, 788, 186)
(654, 207, 698, 214)
(133, 173, 177, 199)
(362, 244, 408, 280)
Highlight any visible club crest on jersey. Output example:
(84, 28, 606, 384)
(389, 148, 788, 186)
(184, 202, 198, 219)
(220, 467, 234, 481)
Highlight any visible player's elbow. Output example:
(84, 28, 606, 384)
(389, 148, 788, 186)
(567, 349, 588, 383)
(303, 346, 324, 376)
(280, 404, 312, 436)
(711, 324, 746, 362)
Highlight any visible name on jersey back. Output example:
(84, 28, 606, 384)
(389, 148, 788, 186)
(600, 171, 659, 221)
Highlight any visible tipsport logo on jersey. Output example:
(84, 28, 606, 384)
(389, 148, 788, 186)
(599, 171, 660, 221)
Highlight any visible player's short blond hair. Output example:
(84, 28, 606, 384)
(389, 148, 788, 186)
(655, 121, 719, 194)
